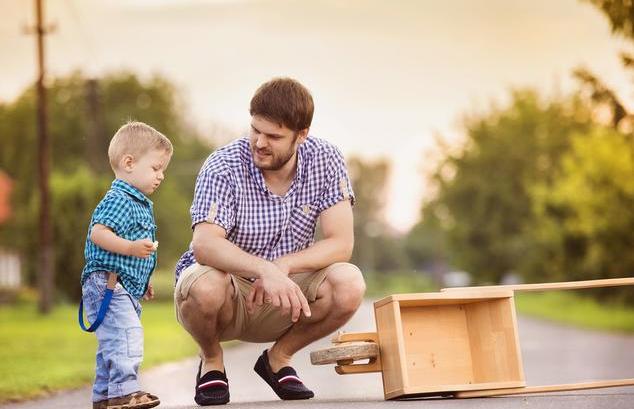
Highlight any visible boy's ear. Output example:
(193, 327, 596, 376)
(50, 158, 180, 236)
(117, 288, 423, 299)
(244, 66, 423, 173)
(120, 154, 135, 172)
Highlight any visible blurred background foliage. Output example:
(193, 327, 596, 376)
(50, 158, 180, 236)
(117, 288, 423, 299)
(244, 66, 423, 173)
(0, 0, 632, 307)
(0, 71, 212, 301)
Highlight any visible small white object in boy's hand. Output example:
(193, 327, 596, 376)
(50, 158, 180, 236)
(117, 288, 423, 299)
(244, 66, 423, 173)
(152, 241, 159, 251)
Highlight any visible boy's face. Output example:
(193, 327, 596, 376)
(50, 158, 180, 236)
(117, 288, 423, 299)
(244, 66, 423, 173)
(249, 115, 308, 171)
(121, 148, 171, 195)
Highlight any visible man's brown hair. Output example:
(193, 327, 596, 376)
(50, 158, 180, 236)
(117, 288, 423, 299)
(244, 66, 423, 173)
(250, 77, 314, 132)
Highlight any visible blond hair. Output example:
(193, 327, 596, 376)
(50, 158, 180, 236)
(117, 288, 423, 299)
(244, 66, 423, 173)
(108, 121, 173, 170)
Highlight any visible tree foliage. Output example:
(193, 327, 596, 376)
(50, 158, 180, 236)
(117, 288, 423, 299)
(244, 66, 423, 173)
(424, 91, 594, 283)
(587, 0, 634, 39)
(0, 71, 212, 300)
(529, 128, 634, 299)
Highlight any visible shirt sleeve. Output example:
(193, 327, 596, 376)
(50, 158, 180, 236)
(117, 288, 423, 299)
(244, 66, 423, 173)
(91, 193, 133, 235)
(316, 147, 356, 214)
(190, 169, 236, 232)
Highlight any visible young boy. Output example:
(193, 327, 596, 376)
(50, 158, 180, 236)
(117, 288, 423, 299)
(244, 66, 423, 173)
(80, 121, 172, 409)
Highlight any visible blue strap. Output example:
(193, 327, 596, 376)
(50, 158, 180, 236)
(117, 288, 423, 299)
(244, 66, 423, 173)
(79, 272, 119, 332)
(78, 288, 114, 332)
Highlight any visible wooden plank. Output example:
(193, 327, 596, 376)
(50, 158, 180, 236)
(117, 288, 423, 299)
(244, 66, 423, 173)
(392, 301, 409, 392)
(442, 277, 634, 293)
(331, 331, 379, 344)
(454, 378, 634, 398)
(388, 380, 526, 399)
(507, 294, 525, 383)
(374, 290, 514, 309)
(335, 356, 382, 375)
(310, 341, 379, 365)
(401, 304, 475, 387)
(464, 298, 524, 384)
(375, 300, 408, 397)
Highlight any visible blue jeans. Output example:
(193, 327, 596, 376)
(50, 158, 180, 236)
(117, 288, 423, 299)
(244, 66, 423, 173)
(82, 272, 144, 402)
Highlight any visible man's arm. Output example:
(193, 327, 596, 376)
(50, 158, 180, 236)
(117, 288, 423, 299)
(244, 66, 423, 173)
(192, 223, 311, 321)
(192, 222, 274, 279)
(275, 199, 354, 275)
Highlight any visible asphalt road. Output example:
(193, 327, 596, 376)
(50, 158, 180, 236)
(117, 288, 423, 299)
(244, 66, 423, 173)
(4, 301, 634, 409)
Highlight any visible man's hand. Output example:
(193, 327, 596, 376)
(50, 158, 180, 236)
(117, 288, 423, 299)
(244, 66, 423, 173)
(246, 263, 311, 323)
(128, 238, 156, 258)
(143, 282, 155, 300)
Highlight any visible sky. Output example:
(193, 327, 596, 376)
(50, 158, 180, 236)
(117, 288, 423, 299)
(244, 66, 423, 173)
(1, 0, 632, 231)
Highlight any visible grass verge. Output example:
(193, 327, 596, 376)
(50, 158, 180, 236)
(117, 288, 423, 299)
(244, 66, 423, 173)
(515, 291, 634, 333)
(0, 301, 199, 403)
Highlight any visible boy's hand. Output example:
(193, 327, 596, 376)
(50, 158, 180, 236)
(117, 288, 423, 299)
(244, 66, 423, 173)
(143, 282, 155, 300)
(128, 238, 156, 258)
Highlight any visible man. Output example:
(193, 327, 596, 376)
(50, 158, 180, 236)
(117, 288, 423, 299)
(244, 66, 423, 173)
(174, 77, 365, 405)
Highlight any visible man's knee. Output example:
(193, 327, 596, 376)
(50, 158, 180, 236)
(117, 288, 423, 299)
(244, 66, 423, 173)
(180, 269, 232, 319)
(326, 262, 365, 313)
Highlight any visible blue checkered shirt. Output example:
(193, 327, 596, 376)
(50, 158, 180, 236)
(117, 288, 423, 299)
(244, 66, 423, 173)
(175, 136, 355, 281)
(81, 179, 157, 299)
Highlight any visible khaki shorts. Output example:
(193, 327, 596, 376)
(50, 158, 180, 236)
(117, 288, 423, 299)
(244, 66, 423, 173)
(174, 262, 332, 343)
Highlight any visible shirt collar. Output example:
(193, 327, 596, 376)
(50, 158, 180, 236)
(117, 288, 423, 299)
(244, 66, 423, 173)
(111, 179, 153, 206)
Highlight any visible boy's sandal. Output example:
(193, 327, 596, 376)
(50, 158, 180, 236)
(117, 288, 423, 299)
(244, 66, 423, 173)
(107, 391, 160, 409)
(93, 400, 108, 409)
(195, 360, 230, 405)
(253, 349, 314, 400)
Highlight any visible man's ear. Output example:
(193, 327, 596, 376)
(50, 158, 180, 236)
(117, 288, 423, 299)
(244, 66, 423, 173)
(120, 154, 135, 172)
(297, 128, 309, 144)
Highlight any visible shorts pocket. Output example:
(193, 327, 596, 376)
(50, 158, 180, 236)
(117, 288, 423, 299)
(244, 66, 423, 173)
(126, 327, 144, 358)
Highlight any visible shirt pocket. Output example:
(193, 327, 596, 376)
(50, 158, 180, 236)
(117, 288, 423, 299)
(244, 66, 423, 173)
(290, 204, 319, 246)
(130, 217, 156, 241)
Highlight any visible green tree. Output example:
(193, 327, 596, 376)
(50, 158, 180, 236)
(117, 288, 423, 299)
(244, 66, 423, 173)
(425, 91, 593, 283)
(529, 127, 634, 299)
(50, 166, 110, 301)
(0, 71, 212, 301)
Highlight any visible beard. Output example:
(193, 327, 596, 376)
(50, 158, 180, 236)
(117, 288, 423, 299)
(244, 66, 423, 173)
(251, 135, 298, 171)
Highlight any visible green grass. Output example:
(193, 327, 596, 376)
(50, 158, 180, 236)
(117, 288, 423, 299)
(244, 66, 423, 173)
(0, 301, 199, 403)
(515, 291, 634, 333)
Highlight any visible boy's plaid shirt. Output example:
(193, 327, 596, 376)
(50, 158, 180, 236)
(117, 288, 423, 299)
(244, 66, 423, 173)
(81, 179, 157, 298)
(175, 136, 355, 281)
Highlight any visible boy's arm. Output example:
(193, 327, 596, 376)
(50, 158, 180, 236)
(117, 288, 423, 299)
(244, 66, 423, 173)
(90, 223, 155, 258)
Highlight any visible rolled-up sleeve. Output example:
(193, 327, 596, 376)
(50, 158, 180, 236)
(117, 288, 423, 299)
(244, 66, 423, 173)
(91, 194, 133, 235)
(316, 147, 355, 214)
(190, 169, 236, 232)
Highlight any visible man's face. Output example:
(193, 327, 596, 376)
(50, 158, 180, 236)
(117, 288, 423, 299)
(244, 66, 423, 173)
(249, 115, 305, 171)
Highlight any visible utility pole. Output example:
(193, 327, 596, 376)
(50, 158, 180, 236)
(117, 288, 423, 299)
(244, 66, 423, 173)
(32, 0, 55, 314)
